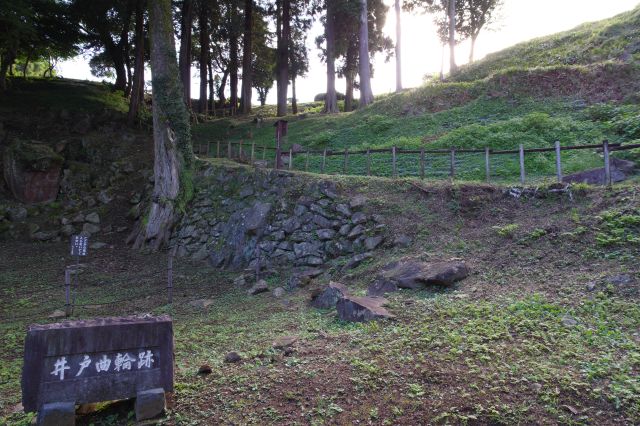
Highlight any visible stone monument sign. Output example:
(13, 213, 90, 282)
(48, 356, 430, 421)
(22, 315, 173, 425)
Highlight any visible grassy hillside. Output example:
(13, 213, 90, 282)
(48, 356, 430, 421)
(453, 5, 640, 82)
(192, 6, 640, 183)
(0, 77, 130, 115)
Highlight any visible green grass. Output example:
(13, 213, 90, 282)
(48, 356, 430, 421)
(0, 77, 130, 115)
(453, 5, 640, 82)
(191, 6, 640, 184)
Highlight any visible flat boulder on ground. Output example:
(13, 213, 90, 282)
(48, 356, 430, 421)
(376, 260, 470, 291)
(248, 279, 269, 295)
(336, 295, 394, 322)
(310, 282, 349, 309)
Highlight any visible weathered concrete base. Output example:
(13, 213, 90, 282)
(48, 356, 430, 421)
(135, 388, 165, 421)
(37, 402, 75, 426)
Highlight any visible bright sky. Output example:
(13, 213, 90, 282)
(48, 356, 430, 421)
(59, 0, 640, 104)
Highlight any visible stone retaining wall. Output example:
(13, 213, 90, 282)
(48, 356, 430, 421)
(170, 164, 386, 271)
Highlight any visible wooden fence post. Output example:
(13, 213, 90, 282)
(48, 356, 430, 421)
(322, 149, 327, 173)
(519, 144, 525, 185)
(216, 140, 220, 158)
(289, 148, 293, 170)
(239, 140, 244, 159)
(485, 147, 490, 182)
(603, 140, 611, 186)
(227, 140, 231, 158)
(207, 142, 211, 157)
(392, 146, 397, 178)
(450, 149, 456, 180)
(366, 149, 371, 176)
(305, 150, 309, 172)
(262, 145, 267, 160)
(555, 141, 562, 183)
(251, 142, 255, 163)
(343, 148, 348, 174)
(420, 149, 425, 180)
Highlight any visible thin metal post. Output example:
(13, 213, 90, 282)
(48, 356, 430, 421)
(227, 140, 231, 158)
(239, 139, 244, 159)
(366, 149, 371, 176)
(289, 148, 293, 170)
(485, 147, 490, 182)
(555, 141, 562, 183)
(216, 140, 220, 158)
(343, 148, 348, 174)
(305, 150, 309, 171)
(392, 146, 397, 178)
(519, 144, 525, 185)
(450, 149, 456, 180)
(420, 149, 425, 180)
(603, 140, 611, 186)
(262, 145, 266, 160)
(322, 149, 327, 173)
(64, 268, 71, 317)
(251, 142, 255, 163)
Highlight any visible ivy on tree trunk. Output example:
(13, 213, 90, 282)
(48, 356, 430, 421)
(130, 0, 193, 250)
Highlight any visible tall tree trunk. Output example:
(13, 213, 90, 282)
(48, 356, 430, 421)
(448, 0, 457, 73)
(291, 76, 297, 114)
(395, 0, 402, 92)
(344, 40, 357, 112)
(178, 0, 193, 108)
(208, 60, 214, 112)
(324, 0, 338, 114)
(276, 0, 290, 117)
(440, 43, 445, 81)
(230, 39, 238, 114)
(469, 33, 478, 63)
(125, 57, 133, 97)
(128, 0, 146, 124)
(0, 51, 15, 91)
(358, 0, 373, 107)
(131, 0, 193, 250)
(218, 68, 228, 104)
(198, 0, 208, 114)
(112, 51, 128, 92)
(240, 0, 253, 114)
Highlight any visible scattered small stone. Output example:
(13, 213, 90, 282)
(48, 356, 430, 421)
(561, 315, 578, 327)
(97, 190, 113, 205)
(393, 234, 412, 248)
(347, 224, 365, 239)
(351, 212, 367, 225)
(71, 213, 85, 223)
(82, 223, 100, 235)
(585, 281, 597, 292)
(343, 252, 373, 270)
(337, 295, 394, 322)
(335, 204, 352, 217)
(197, 365, 212, 375)
(364, 235, 384, 250)
(310, 282, 349, 309)
(316, 228, 336, 240)
(367, 279, 398, 297)
(248, 279, 269, 295)
(85, 212, 100, 224)
(189, 299, 214, 309)
(89, 242, 107, 249)
(349, 195, 367, 209)
(272, 287, 285, 298)
(233, 275, 247, 286)
(224, 352, 242, 363)
(7, 206, 27, 222)
(48, 309, 66, 319)
(273, 336, 298, 350)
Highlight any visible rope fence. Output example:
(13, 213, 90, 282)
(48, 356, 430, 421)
(195, 139, 640, 186)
